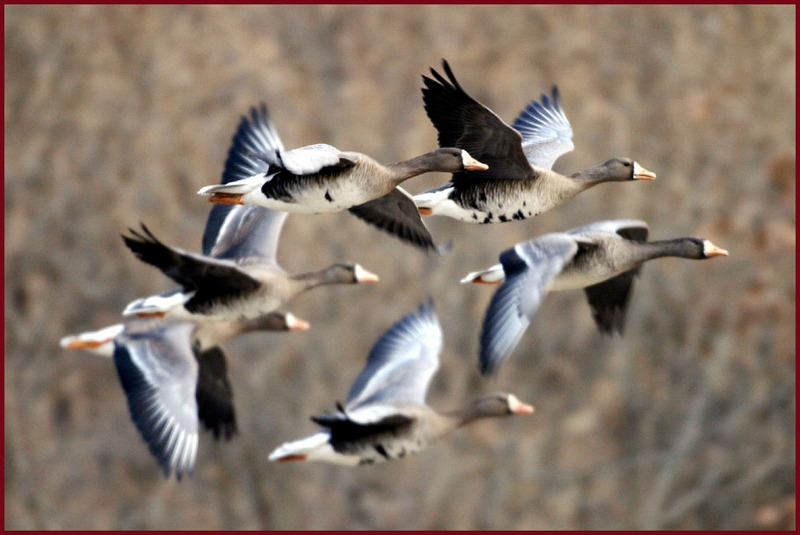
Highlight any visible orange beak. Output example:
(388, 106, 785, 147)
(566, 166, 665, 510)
(463, 155, 489, 171)
(287, 316, 311, 331)
(354, 265, 380, 283)
(508, 394, 535, 415)
(633, 163, 657, 181)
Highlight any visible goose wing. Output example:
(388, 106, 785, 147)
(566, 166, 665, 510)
(122, 224, 261, 310)
(422, 59, 536, 182)
(567, 220, 649, 334)
(584, 270, 641, 335)
(344, 300, 442, 412)
(203, 103, 289, 265)
(112, 321, 199, 479)
(255, 143, 356, 177)
(511, 85, 575, 170)
(566, 219, 649, 241)
(194, 346, 237, 440)
(205, 206, 288, 267)
(348, 187, 440, 253)
(479, 234, 579, 375)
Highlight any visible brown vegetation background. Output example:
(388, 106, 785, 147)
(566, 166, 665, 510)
(4, 5, 795, 530)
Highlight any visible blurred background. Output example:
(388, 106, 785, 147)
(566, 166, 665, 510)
(4, 5, 795, 530)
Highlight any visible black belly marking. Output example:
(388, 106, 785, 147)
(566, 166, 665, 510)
(472, 213, 478, 220)
(499, 215, 508, 222)
(374, 444, 390, 459)
(479, 192, 487, 203)
(325, 190, 333, 202)
(513, 209, 525, 220)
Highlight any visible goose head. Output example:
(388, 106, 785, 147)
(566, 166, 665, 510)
(248, 311, 311, 332)
(430, 148, 489, 172)
(326, 263, 380, 284)
(672, 237, 729, 259)
(578, 158, 657, 184)
(455, 393, 534, 425)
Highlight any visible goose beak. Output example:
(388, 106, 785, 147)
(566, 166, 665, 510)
(354, 265, 380, 283)
(207, 192, 244, 205)
(508, 394, 535, 415)
(703, 240, 729, 257)
(462, 151, 490, 171)
(286, 314, 311, 331)
(632, 162, 657, 181)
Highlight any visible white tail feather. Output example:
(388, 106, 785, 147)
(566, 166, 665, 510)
(197, 173, 268, 196)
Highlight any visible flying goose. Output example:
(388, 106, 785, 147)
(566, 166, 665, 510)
(196, 104, 489, 252)
(59, 311, 309, 357)
(268, 301, 534, 466)
(467, 220, 729, 375)
(61, 312, 309, 479)
(413, 60, 656, 223)
(122, 105, 379, 320)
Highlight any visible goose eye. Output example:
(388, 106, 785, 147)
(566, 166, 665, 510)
(622, 161, 631, 167)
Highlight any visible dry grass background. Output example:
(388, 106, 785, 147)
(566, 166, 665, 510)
(4, 4, 795, 530)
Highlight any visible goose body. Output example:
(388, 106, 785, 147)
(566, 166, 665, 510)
(61, 312, 309, 479)
(268, 301, 533, 466)
(122, 105, 378, 321)
(468, 220, 729, 375)
(197, 104, 488, 251)
(414, 60, 656, 223)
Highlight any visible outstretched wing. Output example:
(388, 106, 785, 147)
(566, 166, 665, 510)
(203, 103, 290, 265)
(511, 85, 574, 170)
(345, 300, 442, 410)
(122, 224, 261, 311)
(479, 234, 579, 375)
(569, 219, 649, 334)
(421, 59, 535, 182)
(249, 142, 354, 178)
(348, 187, 440, 253)
(566, 219, 648, 241)
(205, 205, 288, 267)
(112, 321, 199, 479)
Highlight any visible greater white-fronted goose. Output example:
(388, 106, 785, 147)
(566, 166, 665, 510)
(196, 104, 488, 252)
(268, 301, 534, 466)
(413, 60, 656, 223)
(59, 311, 309, 357)
(468, 220, 729, 375)
(121, 105, 379, 320)
(60, 312, 309, 479)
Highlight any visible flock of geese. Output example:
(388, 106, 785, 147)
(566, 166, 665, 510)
(61, 60, 728, 478)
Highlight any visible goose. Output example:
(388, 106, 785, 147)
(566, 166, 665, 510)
(196, 104, 489, 252)
(59, 310, 309, 357)
(413, 60, 657, 223)
(268, 301, 534, 466)
(122, 104, 379, 321)
(61, 312, 309, 479)
(467, 220, 729, 375)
